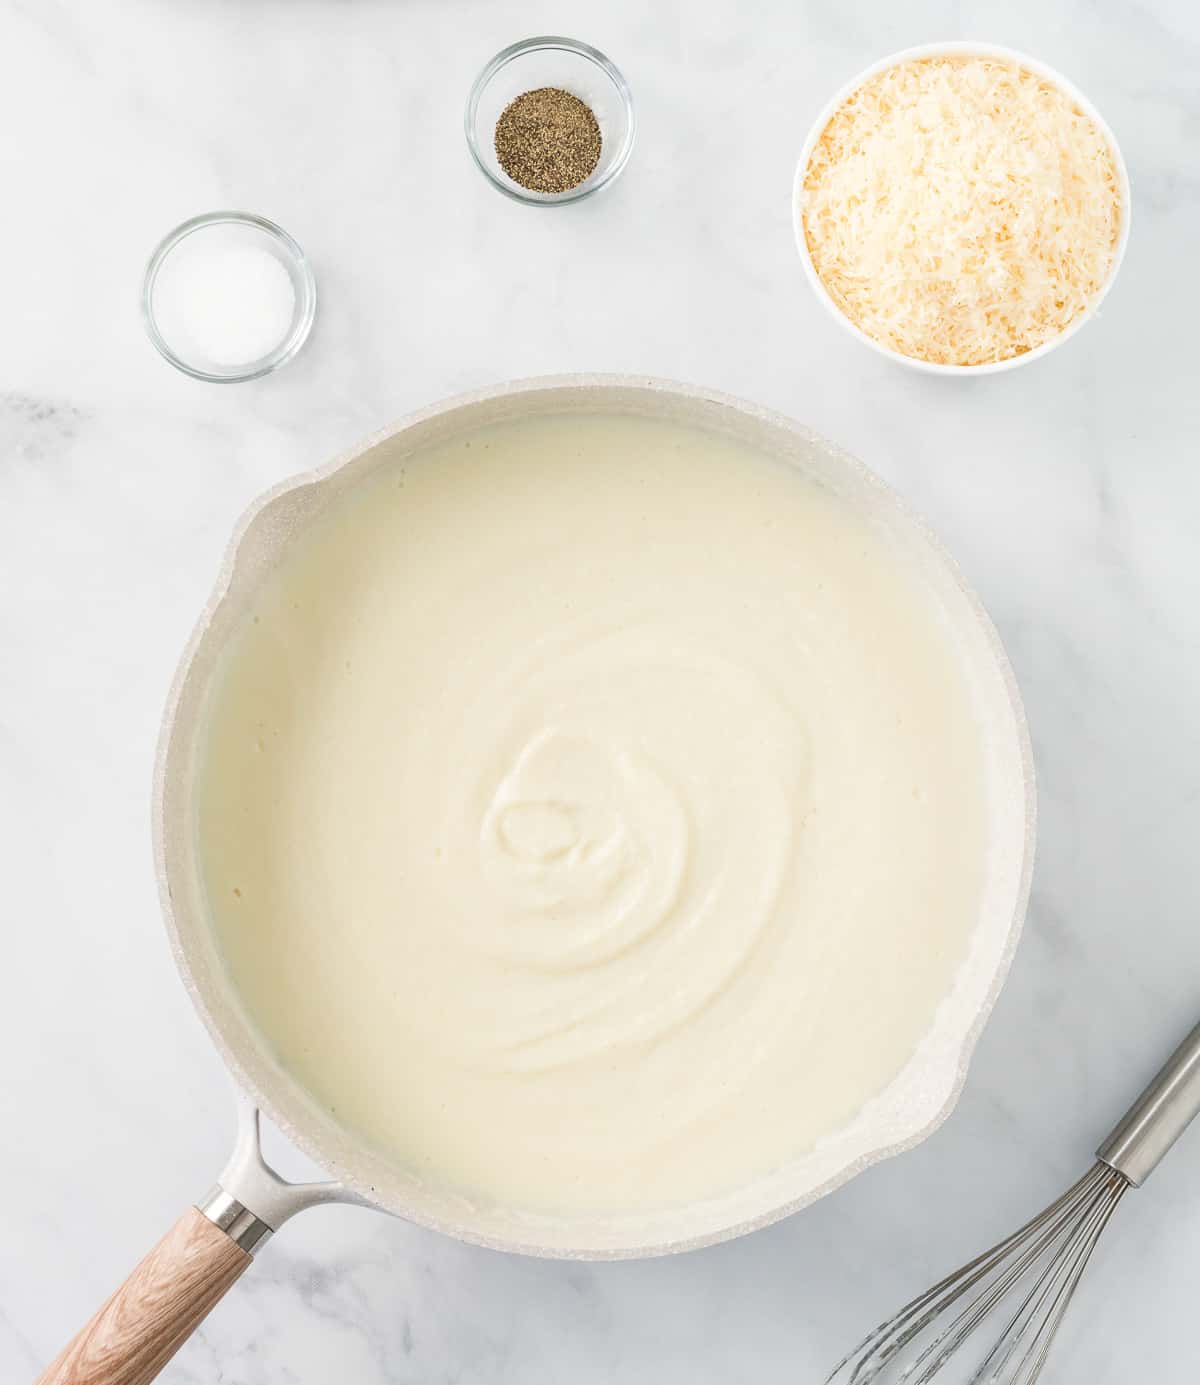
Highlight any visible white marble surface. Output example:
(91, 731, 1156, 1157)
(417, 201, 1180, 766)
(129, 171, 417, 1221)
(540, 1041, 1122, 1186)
(2, 0, 1199, 1380)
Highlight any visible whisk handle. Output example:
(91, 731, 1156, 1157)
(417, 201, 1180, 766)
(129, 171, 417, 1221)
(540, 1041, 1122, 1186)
(1098, 1018, 1200, 1186)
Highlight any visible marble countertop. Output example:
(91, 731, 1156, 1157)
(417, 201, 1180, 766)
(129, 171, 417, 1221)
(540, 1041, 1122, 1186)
(2, 0, 1198, 1380)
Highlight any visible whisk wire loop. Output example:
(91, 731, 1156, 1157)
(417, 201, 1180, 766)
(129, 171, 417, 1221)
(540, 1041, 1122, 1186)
(825, 1164, 1129, 1385)
(965, 1168, 1125, 1385)
(825, 1020, 1200, 1384)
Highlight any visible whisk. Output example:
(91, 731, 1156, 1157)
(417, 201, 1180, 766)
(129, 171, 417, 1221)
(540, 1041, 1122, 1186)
(825, 1018, 1200, 1385)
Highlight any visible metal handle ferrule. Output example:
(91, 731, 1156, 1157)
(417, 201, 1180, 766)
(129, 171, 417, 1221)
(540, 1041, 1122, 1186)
(197, 1185, 273, 1253)
(1097, 1019, 1200, 1186)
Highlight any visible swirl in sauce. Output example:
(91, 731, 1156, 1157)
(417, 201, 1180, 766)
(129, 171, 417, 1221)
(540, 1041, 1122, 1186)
(197, 412, 989, 1216)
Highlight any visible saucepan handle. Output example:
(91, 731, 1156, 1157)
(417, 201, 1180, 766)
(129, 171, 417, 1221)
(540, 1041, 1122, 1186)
(32, 1097, 369, 1384)
(33, 1204, 254, 1385)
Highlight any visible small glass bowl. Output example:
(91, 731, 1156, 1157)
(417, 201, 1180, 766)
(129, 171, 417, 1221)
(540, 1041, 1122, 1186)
(465, 37, 635, 206)
(142, 211, 317, 383)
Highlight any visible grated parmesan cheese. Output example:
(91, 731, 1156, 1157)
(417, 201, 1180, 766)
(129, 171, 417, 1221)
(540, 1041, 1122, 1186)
(801, 56, 1123, 366)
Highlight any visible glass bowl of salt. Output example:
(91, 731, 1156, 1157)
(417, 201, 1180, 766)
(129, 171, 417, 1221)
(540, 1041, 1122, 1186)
(142, 211, 316, 382)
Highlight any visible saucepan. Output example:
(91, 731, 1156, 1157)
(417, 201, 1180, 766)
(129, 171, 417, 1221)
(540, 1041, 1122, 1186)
(33, 377, 1035, 1385)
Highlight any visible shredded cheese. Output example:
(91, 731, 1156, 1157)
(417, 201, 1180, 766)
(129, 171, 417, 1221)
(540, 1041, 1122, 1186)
(801, 56, 1123, 366)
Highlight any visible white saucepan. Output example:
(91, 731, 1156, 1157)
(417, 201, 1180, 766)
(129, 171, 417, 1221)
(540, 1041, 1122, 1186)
(34, 377, 1035, 1385)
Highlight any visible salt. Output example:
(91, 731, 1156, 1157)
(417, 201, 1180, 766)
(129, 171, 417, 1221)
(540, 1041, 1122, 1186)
(152, 223, 297, 369)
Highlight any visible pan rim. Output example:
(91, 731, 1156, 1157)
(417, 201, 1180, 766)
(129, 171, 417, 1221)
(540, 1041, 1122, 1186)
(153, 373, 1036, 1259)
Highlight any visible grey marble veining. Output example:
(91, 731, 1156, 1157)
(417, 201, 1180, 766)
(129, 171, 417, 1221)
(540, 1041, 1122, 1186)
(2, 0, 1199, 1381)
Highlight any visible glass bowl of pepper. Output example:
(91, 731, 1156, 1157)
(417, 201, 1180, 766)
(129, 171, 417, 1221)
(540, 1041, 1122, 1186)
(466, 36, 635, 205)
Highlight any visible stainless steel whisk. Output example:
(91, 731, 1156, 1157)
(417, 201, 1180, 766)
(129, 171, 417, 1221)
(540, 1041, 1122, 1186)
(825, 1018, 1200, 1385)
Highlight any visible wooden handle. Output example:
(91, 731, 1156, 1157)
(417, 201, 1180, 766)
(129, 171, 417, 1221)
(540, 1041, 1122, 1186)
(34, 1207, 251, 1385)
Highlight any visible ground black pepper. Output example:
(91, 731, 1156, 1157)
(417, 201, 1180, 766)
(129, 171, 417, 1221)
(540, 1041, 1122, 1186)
(494, 87, 602, 195)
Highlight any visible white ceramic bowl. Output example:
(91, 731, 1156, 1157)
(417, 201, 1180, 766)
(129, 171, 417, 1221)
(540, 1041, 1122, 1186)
(793, 42, 1132, 376)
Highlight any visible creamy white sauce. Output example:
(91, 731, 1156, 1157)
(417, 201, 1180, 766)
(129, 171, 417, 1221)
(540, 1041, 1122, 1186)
(197, 412, 988, 1216)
